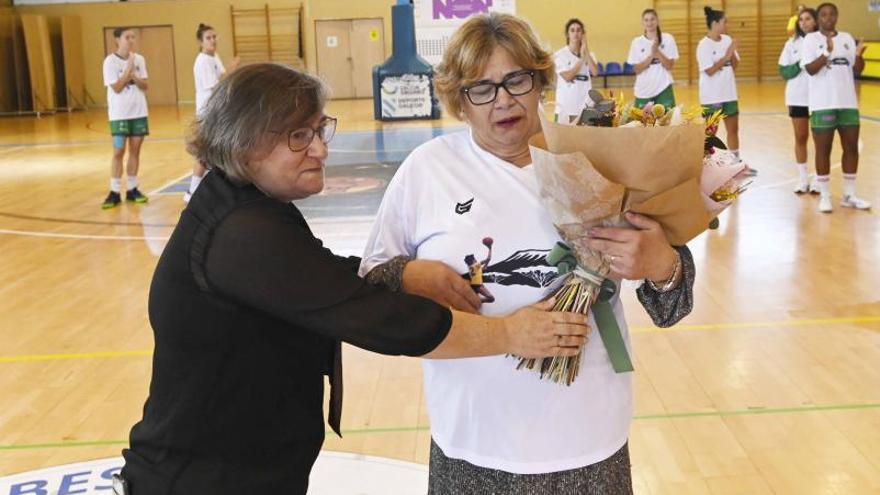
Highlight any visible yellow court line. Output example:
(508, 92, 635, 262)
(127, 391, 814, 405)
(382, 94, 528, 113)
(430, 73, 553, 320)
(0, 350, 152, 363)
(1, 316, 878, 363)
(631, 315, 880, 333)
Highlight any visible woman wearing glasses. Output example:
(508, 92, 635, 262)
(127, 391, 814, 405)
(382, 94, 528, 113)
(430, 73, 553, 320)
(116, 63, 590, 494)
(361, 14, 695, 493)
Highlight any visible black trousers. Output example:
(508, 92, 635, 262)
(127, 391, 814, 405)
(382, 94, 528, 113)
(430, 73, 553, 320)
(120, 446, 315, 495)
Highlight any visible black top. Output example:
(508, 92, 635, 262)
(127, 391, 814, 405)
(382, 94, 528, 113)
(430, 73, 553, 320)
(123, 171, 451, 492)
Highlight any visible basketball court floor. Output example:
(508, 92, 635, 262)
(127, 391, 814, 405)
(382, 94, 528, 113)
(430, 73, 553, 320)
(0, 82, 878, 494)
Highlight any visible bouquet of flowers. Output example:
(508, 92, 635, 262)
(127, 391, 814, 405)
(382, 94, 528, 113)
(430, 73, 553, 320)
(520, 90, 751, 385)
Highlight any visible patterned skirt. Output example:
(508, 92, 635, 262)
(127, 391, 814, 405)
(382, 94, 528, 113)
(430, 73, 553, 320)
(427, 439, 633, 495)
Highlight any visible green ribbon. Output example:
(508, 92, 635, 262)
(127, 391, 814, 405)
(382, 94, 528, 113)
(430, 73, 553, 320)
(546, 242, 634, 373)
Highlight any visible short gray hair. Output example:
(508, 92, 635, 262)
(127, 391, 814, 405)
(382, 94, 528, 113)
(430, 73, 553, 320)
(187, 63, 327, 184)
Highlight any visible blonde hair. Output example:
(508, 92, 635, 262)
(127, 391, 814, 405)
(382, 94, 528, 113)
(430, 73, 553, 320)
(434, 13, 554, 119)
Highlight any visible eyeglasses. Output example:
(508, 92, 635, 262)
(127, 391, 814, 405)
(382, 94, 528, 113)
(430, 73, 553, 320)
(461, 70, 536, 106)
(271, 117, 337, 152)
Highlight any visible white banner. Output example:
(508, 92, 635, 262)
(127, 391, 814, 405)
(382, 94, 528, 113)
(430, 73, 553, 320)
(380, 74, 433, 119)
(413, 0, 517, 65)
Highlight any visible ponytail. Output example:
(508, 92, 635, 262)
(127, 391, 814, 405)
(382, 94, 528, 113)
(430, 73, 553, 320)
(704, 6, 724, 29)
(196, 23, 214, 41)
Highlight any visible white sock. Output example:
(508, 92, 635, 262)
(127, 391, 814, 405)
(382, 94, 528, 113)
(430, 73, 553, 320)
(796, 163, 808, 182)
(842, 173, 857, 198)
(816, 175, 831, 196)
(189, 174, 204, 193)
(110, 177, 121, 193)
(127, 176, 138, 191)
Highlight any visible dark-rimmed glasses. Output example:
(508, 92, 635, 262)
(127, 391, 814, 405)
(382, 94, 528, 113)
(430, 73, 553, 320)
(271, 117, 337, 152)
(461, 70, 536, 106)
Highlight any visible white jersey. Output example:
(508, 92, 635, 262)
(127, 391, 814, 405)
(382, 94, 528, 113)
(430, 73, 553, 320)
(103, 53, 148, 121)
(801, 31, 859, 111)
(627, 33, 679, 99)
(778, 36, 810, 107)
(554, 47, 597, 123)
(194, 52, 226, 116)
(360, 130, 633, 474)
(696, 34, 739, 105)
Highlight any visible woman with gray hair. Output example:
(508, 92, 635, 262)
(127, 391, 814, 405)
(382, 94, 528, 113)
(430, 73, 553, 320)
(361, 13, 695, 493)
(115, 63, 589, 494)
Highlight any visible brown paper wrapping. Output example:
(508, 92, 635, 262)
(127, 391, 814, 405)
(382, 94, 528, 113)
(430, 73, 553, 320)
(531, 112, 716, 246)
(530, 138, 626, 271)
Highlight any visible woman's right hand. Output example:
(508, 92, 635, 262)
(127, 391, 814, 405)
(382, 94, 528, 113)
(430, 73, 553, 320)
(502, 299, 591, 358)
(726, 40, 737, 60)
(402, 259, 482, 313)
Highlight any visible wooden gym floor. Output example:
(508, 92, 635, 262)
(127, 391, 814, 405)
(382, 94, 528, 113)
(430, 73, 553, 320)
(0, 81, 878, 494)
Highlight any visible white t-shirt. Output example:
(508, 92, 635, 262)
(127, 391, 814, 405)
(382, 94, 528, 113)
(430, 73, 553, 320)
(360, 130, 633, 474)
(801, 31, 859, 111)
(103, 53, 148, 121)
(778, 37, 809, 107)
(554, 47, 597, 122)
(627, 33, 679, 99)
(194, 52, 226, 116)
(696, 34, 739, 105)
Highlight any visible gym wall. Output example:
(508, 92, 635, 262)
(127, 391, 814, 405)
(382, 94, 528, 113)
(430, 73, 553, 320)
(6, 0, 300, 107)
(0, 0, 876, 111)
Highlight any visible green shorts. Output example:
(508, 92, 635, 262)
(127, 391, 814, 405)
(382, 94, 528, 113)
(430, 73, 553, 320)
(109, 117, 149, 137)
(702, 101, 739, 118)
(635, 85, 676, 109)
(810, 109, 860, 131)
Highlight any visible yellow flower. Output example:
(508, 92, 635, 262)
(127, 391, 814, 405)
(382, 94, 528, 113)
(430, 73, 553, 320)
(652, 104, 666, 118)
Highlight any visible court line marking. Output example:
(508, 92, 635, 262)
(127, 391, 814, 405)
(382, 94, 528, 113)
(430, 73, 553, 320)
(0, 350, 153, 363)
(1, 402, 877, 451)
(0, 211, 177, 228)
(0, 229, 169, 241)
(146, 171, 192, 197)
(1, 114, 874, 149)
(1, 316, 877, 364)
(631, 315, 880, 333)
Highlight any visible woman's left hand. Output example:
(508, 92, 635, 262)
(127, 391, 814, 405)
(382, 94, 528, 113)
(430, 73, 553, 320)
(585, 212, 678, 282)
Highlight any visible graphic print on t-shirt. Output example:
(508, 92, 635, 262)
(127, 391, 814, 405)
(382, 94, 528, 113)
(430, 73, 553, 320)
(455, 198, 474, 215)
(464, 237, 496, 303)
(460, 245, 560, 295)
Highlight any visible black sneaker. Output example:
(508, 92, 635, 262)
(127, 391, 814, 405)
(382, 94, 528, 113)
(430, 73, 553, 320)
(101, 191, 121, 209)
(126, 187, 149, 204)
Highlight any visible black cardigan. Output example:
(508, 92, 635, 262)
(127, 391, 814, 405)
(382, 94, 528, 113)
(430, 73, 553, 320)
(121, 171, 451, 493)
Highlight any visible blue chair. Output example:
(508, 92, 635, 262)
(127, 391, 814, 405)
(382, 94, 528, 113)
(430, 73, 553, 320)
(623, 62, 636, 75)
(604, 62, 622, 75)
(597, 62, 605, 76)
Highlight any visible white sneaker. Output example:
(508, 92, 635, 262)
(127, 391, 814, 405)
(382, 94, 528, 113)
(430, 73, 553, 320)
(819, 194, 833, 213)
(808, 177, 820, 195)
(794, 181, 810, 194)
(840, 195, 872, 210)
